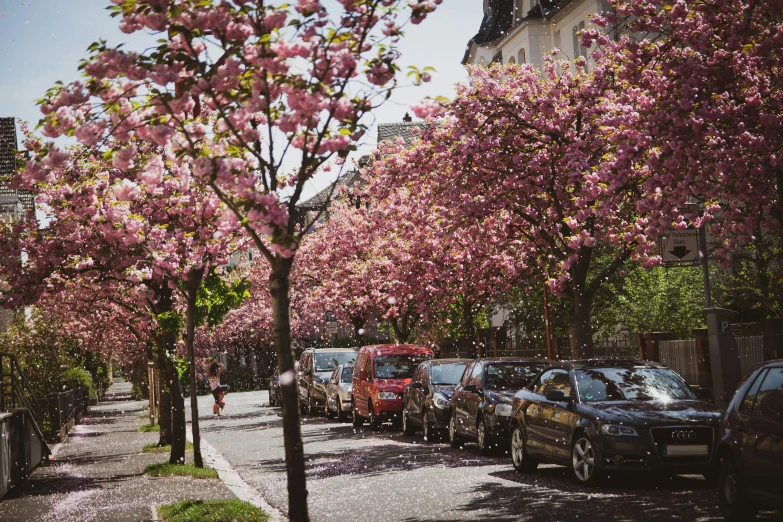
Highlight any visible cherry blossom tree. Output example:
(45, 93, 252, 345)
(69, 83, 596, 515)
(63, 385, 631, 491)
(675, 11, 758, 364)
(0, 132, 236, 467)
(31, 2, 443, 515)
(380, 60, 655, 358)
(588, 0, 783, 308)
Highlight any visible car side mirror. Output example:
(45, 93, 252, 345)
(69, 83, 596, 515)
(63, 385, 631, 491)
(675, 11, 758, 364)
(464, 384, 481, 395)
(411, 382, 423, 389)
(545, 389, 571, 402)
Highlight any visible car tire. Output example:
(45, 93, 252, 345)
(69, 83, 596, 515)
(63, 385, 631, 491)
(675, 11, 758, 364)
(510, 423, 538, 472)
(402, 410, 416, 436)
(718, 455, 757, 521)
(449, 411, 462, 449)
(422, 413, 434, 442)
(369, 403, 382, 430)
(337, 401, 348, 422)
(570, 433, 601, 486)
(268, 389, 276, 407)
(326, 397, 336, 419)
(352, 400, 364, 427)
(308, 395, 316, 416)
(477, 418, 493, 456)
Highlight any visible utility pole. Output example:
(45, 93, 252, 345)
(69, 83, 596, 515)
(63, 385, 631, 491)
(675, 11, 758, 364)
(543, 283, 555, 360)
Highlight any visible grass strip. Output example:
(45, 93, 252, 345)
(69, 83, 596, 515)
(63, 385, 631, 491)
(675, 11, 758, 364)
(139, 423, 160, 432)
(142, 442, 193, 453)
(158, 499, 270, 522)
(144, 462, 218, 479)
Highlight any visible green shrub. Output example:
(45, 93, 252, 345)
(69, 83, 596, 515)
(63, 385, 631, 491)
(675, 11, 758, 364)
(61, 368, 96, 400)
(144, 462, 218, 479)
(158, 500, 269, 522)
(139, 423, 160, 433)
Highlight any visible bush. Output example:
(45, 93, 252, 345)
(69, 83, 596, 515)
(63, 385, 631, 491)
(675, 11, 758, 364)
(61, 368, 96, 400)
(158, 500, 269, 522)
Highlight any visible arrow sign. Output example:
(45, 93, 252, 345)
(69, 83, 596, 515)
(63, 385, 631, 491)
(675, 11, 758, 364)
(669, 245, 691, 259)
(660, 229, 699, 264)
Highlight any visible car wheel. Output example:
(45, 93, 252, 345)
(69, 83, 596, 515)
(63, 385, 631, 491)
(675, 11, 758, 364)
(352, 401, 364, 427)
(719, 455, 757, 521)
(308, 395, 317, 416)
(477, 418, 493, 456)
(402, 410, 416, 436)
(510, 423, 538, 472)
(449, 411, 462, 449)
(369, 403, 382, 430)
(268, 389, 275, 407)
(337, 401, 348, 422)
(571, 434, 600, 486)
(326, 396, 336, 419)
(422, 413, 434, 442)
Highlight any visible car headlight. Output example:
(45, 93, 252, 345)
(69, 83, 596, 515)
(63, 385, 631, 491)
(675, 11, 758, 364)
(433, 393, 450, 409)
(495, 404, 513, 417)
(378, 391, 397, 400)
(600, 424, 639, 436)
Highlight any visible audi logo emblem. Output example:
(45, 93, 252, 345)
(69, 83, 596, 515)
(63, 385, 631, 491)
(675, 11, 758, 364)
(671, 430, 697, 441)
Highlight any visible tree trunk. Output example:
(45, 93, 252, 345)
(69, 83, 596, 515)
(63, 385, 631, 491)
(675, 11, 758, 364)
(568, 246, 594, 359)
(164, 354, 187, 465)
(185, 266, 206, 468)
(269, 257, 309, 522)
(350, 315, 365, 345)
(151, 281, 187, 464)
(462, 299, 478, 358)
(157, 352, 172, 446)
(568, 289, 594, 359)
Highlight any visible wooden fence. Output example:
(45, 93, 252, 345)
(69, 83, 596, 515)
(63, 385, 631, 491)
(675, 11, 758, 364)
(659, 336, 766, 385)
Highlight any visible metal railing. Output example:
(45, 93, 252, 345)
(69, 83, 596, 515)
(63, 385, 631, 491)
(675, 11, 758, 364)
(736, 336, 765, 378)
(0, 352, 52, 454)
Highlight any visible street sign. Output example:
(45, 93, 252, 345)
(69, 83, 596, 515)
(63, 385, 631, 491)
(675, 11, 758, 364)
(660, 229, 699, 264)
(325, 310, 336, 323)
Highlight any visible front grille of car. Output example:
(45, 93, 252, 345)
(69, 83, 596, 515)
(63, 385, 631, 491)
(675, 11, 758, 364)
(650, 426, 714, 463)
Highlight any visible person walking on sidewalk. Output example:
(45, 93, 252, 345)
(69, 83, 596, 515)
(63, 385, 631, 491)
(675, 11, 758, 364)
(207, 359, 230, 415)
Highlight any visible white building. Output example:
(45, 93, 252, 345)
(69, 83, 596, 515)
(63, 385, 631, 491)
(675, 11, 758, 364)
(463, 0, 613, 70)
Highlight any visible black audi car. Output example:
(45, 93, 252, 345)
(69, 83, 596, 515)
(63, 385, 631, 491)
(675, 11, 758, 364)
(401, 358, 471, 441)
(450, 357, 547, 455)
(508, 359, 721, 485)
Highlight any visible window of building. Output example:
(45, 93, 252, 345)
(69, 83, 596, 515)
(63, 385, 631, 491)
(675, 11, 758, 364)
(517, 48, 526, 64)
(508, 56, 516, 64)
(554, 29, 561, 50)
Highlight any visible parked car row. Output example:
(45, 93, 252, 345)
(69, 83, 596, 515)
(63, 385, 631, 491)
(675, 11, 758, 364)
(270, 345, 783, 521)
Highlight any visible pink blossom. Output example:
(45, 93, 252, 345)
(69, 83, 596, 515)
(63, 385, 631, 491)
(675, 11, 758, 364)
(113, 178, 141, 201)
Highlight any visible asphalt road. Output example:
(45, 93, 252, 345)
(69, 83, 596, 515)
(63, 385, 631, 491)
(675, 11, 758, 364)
(188, 390, 782, 522)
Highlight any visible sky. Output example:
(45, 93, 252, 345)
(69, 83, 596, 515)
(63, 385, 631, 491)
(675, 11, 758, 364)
(0, 0, 482, 199)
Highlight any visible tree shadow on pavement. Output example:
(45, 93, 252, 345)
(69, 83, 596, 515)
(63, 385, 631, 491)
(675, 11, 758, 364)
(423, 468, 726, 522)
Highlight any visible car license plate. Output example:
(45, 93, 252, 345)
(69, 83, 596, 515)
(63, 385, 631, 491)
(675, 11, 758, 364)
(662, 444, 709, 456)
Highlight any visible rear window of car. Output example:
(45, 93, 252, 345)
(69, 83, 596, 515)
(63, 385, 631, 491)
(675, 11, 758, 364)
(485, 363, 545, 390)
(373, 355, 429, 379)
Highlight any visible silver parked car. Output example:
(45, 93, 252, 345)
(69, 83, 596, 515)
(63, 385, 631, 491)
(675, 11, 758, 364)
(326, 363, 354, 422)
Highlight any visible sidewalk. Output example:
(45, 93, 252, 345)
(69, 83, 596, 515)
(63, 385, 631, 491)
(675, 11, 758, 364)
(1, 378, 236, 522)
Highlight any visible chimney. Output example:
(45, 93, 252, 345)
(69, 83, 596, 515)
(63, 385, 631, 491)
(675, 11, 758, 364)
(402, 112, 412, 122)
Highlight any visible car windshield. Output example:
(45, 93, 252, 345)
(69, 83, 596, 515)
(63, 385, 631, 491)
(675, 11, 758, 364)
(431, 363, 468, 385)
(340, 367, 353, 383)
(485, 363, 545, 390)
(374, 355, 429, 379)
(575, 367, 696, 402)
(315, 352, 356, 372)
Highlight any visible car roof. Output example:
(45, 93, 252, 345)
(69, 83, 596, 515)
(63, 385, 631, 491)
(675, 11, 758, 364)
(428, 358, 472, 365)
(359, 344, 434, 357)
(547, 359, 664, 370)
(476, 357, 549, 364)
(312, 347, 359, 353)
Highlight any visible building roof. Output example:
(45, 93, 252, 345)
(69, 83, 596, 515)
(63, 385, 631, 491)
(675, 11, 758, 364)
(297, 119, 424, 212)
(0, 117, 34, 212)
(377, 121, 424, 147)
(296, 168, 363, 211)
(359, 344, 435, 357)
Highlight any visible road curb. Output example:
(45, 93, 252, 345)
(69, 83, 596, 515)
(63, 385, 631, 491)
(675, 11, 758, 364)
(186, 425, 284, 522)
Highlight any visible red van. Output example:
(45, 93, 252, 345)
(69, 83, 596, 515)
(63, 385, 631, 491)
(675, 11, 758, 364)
(352, 344, 434, 430)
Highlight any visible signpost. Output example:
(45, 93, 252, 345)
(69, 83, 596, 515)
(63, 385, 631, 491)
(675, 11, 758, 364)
(658, 223, 741, 408)
(659, 229, 699, 265)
